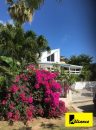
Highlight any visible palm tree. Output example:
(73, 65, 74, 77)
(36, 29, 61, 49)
(0, 57, 11, 76)
(0, 23, 18, 63)
(6, 0, 62, 24)
(6, 0, 44, 24)
(0, 23, 50, 65)
(21, 32, 50, 65)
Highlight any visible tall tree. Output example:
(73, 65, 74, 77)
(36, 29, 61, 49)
(68, 54, 93, 81)
(6, 0, 44, 24)
(68, 54, 93, 66)
(6, 0, 62, 24)
(89, 63, 96, 81)
(0, 23, 50, 65)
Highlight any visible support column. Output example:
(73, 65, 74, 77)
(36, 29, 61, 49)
(69, 67, 71, 74)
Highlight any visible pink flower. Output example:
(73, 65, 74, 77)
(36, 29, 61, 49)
(2, 64, 65, 120)
(13, 111, 20, 121)
(9, 103, 15, 109)
(7, 112, 13, 119)
(2, 100, 7, 105)
(19, 93, 26, 101)
(20, 74, 28, 81)
(44, 98, 51, 103)
(36, 108, 44, 116)
(26, 108, 33, 120)
(9, 84, 19, 93)
(27, 97, 33, 103)
(26, 64, 35, 71)
(7, 94, 11, 98)
(35, 84, 40, 89)
(45, 90, 51, 96)
(15, 75, 20, 82)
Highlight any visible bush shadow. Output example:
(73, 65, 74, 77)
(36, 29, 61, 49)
(41, 122, 59, 130)
(13, 126, 32, 130)
(78, 104, 96, 117)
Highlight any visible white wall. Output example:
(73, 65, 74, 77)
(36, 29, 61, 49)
(60, 90, 72, 107)
(72, 81, 96, 90)
(39, 49, 60, 63)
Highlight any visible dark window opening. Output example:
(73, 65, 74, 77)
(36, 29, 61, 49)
(51, 54, 54, 61)
(47, 56, 50, 61)
(47, 54, 54, 62)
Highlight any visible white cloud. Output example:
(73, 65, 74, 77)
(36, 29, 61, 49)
(0, 19, 14, 26)
(0, 20, 5, 25)
(8, 19, 14, 25)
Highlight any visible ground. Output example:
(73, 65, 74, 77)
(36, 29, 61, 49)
(0, 107, 78, 130)
(73, 102, 96, 130)
(0, 106, 96, 130)
(0, 117, 81, 130)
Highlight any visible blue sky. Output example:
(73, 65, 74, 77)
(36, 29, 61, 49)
(0, 0, 96, 62)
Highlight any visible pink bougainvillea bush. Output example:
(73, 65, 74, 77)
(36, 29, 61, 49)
(0, 65, 66, 122)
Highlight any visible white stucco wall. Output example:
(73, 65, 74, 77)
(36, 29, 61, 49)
(72, 81, 96, 90)
(39, 49, 60, 63)
(60, 90, 72, 107)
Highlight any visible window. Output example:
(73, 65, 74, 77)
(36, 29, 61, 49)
(51, 54, 54, 61)
(47, 54, 54, 62)
(47, 56, 50, 61)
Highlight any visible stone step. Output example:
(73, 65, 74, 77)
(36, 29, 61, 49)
(72, 98, 93, 104)
(71, 105, 84, 112)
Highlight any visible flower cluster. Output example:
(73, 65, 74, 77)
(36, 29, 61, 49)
(0, 64, 66, 122)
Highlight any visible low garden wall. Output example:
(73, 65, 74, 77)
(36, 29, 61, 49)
(60, 90, 72, 107)
(72, 81, 96, 90)
(60, 81, 96, 107)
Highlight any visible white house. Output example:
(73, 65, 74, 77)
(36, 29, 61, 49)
(39, 48, 83, 74)
(39, 48, 60, 63)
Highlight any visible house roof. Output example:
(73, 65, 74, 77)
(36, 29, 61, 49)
(39, 62, 83, 68)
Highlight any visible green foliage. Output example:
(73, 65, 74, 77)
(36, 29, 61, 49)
(0, 66, 13, 77)
(0, 56, 15, 66)
(0, 76, 6, 86)
(0, 24, 50, 66)
(68, 54, 93, 81)
(53, 63, 79, 85)
(58, 73, 79, 85)
(79, 66, 92, 81)
(0, 55, 20, 75)
(89, 63, 96, 81)
(0, 24, 50, 87)
(68, 54, 93, 66)
(0, 55, 20, 89)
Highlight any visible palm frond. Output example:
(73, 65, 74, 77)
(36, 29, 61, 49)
(0, 66, 13, 77)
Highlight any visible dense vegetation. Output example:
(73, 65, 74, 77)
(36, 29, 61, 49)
(0, 65, 66, 123)
(0, 1, 66, 125)
(68, 54, 96, 81)
(0, 23, 50, 81)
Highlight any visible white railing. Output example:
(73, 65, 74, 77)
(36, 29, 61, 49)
(69, 70, 81, 74)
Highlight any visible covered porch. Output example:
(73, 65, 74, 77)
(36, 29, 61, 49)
(39, 62, 83, 75)
(60, 63, 83, 75)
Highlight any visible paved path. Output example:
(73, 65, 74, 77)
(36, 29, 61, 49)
(72, 88, 93, 102)
(72, 101, 96, 130)
(72, 88, 96, 130)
